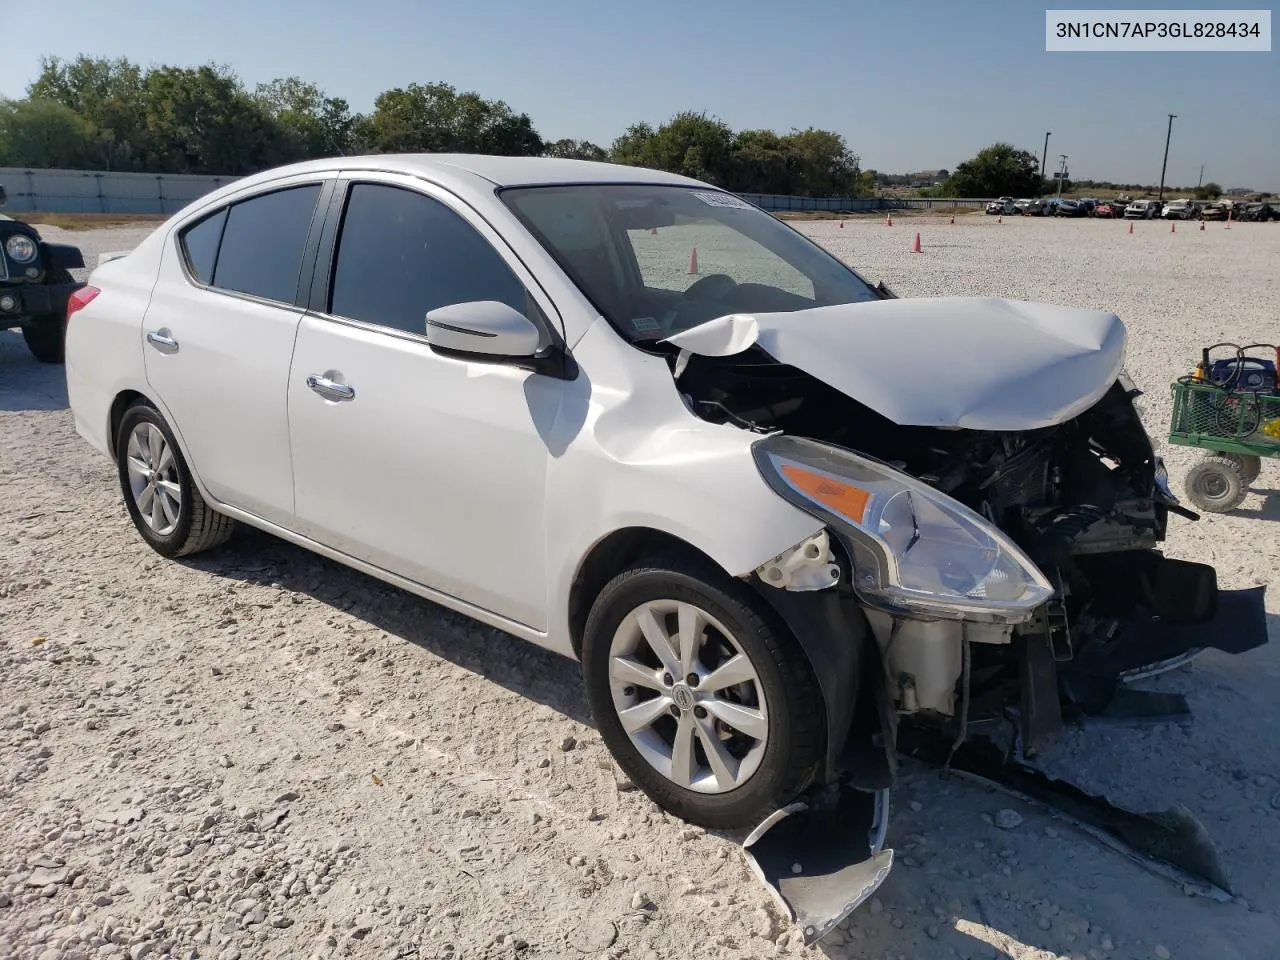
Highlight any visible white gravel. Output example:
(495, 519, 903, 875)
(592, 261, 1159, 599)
(1, 216, 1277, 960)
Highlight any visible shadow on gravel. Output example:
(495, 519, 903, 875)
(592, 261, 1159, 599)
(1234, 488, 1279, 522)
(188, 525, 594, 726)
(0, 332, 69, 412)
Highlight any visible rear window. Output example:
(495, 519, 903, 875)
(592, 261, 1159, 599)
(184, 184, 321, 304)
(179, 208, 227, 284)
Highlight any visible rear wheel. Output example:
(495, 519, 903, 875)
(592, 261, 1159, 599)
(582, 555, 824, 830)
(115, 401, 237, 557)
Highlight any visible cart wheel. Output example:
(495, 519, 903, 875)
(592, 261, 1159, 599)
(1184, 456, 1248, 513)
(1215, 452, 1262, 485)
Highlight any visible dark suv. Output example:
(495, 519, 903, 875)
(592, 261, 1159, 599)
(0, 184, 86, 363)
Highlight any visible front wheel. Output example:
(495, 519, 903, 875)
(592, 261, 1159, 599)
(582, 556, 824, 830)
(115, 401, 237, 557)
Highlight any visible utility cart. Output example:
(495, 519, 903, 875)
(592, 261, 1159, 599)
(1168, 343, 1280, 513)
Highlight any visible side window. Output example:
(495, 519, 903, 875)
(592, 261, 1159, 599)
(179, 208, 227, 284)
(328, 183, 532, 336)
(210, 184, 322, 304)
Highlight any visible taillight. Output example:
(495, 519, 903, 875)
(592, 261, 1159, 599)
(66, 285, 100, 322)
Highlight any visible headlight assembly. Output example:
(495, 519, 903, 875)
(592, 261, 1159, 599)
(752, 435, 1053, 622)
(5, 234, 38, 264)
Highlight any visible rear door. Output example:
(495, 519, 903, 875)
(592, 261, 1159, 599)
(142, 176, 332, 524)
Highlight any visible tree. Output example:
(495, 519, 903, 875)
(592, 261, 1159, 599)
(139, 65, 290, 174)
(255, 77, 355, 159)
(610, 112, 733, 185)
(358, 82, 542, 156)
(781, 127, 862, 196)
(0, 97, 99, 168)
(1194, 181, 1222, 201)
(543, 138, 607, 161)
(944, 143, 1043, 197)
(27, 55, 147, 170)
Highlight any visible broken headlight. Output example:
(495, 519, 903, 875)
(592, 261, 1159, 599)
(752, 435, 1053, 622)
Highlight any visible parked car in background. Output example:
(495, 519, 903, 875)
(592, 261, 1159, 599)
(0, 183, 88, 363)
(1239, 202, 1277, 222)
(1015, 198, 1048, 215)
(1161, 199, 1197, 220)
(1094, 201, 1122, 219)
(986, 196, 1016, 215)
(1054, 199, 1088, 217)
(1200, 202, 1228, 221)
(1124, 199, 1160, 220)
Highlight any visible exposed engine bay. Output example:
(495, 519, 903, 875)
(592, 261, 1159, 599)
(673, 343, 1264, 750)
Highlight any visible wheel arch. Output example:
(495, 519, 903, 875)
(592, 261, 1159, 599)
(107, 387, 217, 507)
(567, 526, 724, 660)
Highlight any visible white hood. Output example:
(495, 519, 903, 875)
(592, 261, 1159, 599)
(664, 297, 1127, 431)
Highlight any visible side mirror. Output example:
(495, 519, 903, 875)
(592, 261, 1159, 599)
(425, 300, 543, 358)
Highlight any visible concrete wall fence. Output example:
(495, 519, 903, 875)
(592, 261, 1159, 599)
(1, 166, 991, 216)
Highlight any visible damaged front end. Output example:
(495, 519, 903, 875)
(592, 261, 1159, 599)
(666, 315, 1270, 940)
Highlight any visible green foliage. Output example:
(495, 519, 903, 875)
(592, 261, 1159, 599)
(3, 54, 865, 197)
(543, 138, 607, 161)
(1194, 182, 1222, 201)
(943, 143, 1043, 197)
(356, 82, 542, 156)
(612, 116, 865, 196)
(0, 98, 99, 168)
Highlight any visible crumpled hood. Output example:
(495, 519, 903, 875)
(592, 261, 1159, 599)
(664, 296, 1127, 430)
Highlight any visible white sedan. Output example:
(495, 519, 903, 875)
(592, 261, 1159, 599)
(64, 154, 1261, 937)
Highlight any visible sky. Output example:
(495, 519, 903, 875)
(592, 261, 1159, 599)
(3, 0, 1277, 190)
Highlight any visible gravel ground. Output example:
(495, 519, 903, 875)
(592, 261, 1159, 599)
(1, 217, 1277, 960)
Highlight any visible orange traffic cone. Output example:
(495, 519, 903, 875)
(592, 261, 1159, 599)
(839, 220, 844, 228)
(687, 248, 699, 274)
(950, 215, 955, 224)
(885, 213, 893, 226)
(1171, 221, 1176, 233)
(1199, 220, 1205, 231)
(1129, 222, 1134, 234)
(912, 232, 922, 253)
(997, 216, 1002, 223)
(1226, 211, 1232, 230)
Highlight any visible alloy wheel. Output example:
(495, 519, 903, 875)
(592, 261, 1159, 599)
(607, 599, 769, 794)
(125, 422, 182, 536)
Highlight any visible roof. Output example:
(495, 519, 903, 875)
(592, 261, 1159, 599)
(237, 153, 708, 190)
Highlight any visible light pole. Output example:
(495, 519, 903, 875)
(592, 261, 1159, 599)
(1158, 114, 1176, 201)
(1041, 131, 1051, 184)
(1056, 155, 1068, 199)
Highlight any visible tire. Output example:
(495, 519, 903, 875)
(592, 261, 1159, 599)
(115, 401, 237, 557)
(1217, 452, 1262, 485)
(19, 267, 75, 364)
(1183, 456, 1248, 513)
(581, 555, 824, 830)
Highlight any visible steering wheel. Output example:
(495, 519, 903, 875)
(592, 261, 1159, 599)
(660, 274, 738, 334)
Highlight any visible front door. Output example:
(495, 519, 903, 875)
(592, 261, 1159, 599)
(286, 177, 563, 630)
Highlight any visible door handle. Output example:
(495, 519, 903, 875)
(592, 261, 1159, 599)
(146, 330, 179, 354)
(306, 374, 355, 402)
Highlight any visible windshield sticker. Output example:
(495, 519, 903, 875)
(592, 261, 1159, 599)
(690, 191, 753, 210)
(630, 316, 659, 333)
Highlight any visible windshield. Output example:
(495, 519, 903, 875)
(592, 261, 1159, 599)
(499, 183, 879, 341)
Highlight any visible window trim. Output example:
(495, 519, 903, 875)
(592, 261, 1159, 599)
(305, 172, 568, 356)
(171, 175, 334, 311)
